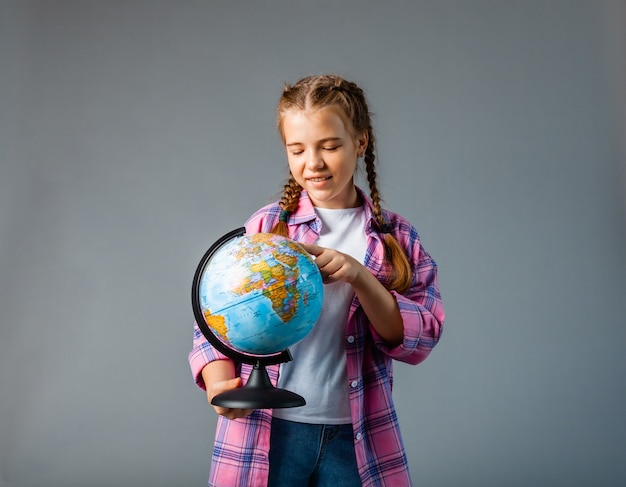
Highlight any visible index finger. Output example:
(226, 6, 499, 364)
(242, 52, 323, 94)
(298, 242, 323, 256)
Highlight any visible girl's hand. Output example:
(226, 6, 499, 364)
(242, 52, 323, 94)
(299, 242, 364, 285)
(300, 242, 405, 346)
(207, 377, 254, 419)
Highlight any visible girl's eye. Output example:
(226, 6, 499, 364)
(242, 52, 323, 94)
(323, 146, 339, 152)
(291, 150, 304, 155)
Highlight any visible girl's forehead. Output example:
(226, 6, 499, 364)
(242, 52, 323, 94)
(282, 106, 353, 133)
(284, 105, 342, 119)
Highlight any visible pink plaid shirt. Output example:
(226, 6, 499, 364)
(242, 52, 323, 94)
(189, 189, 444, 486)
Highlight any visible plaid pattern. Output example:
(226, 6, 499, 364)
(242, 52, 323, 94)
(189, 188, 444, 486)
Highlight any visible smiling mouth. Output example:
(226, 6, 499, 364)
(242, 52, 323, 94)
(308, 176, 332, 182)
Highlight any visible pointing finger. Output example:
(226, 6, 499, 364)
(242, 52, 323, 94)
(298, 242, 323, 256)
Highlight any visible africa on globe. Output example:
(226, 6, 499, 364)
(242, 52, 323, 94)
(198, 232, 324, 356)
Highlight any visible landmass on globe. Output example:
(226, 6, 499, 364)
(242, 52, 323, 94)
(199, 232, 323, 355)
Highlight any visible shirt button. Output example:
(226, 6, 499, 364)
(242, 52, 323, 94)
(347, 335, 355, 343)
(351, 380, 358, 388)
(356, 432, 362, 441)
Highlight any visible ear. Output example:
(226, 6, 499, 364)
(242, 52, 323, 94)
(356, 131, 369, 157)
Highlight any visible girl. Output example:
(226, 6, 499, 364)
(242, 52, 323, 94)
(189, 74, 444, 486)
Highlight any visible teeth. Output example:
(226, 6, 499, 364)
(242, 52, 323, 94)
(309, 177, 330, 182)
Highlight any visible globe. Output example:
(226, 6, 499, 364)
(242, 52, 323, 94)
(191, 227, 324, 409)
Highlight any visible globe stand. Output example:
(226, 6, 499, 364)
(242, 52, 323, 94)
(210, 360, 305, 409)
(192, 227, 308, 410)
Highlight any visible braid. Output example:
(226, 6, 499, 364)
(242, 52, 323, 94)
(363, 137, 412, 294)
(363, 128, 384, 228)
(270, 176, 302, 237)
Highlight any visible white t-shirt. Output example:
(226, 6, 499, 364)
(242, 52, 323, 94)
(273, 205, 367, 424)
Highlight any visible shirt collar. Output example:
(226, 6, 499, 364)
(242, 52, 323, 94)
(291, 187, 383, 235)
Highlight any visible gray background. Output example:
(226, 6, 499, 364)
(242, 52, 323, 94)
(1, 1, 625, 486)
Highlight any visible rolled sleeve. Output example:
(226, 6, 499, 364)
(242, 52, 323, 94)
(371, 246, 444, 365)
(188, 322, 230, 390)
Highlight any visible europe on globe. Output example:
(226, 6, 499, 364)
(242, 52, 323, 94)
(198, 232, 324, 356)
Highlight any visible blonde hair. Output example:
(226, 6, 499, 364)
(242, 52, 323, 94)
(271, 74, 412, 294)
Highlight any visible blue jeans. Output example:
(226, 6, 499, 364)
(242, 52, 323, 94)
(268, 417, 361, 487)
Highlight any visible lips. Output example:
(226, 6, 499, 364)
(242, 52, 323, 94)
(307, 176, 332, 182)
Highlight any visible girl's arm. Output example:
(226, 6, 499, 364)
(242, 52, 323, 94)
(200, 360, 254, 419)
(349, 262, 404, 345)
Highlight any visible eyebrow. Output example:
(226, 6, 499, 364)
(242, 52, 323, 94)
(286, 137, 342, 147)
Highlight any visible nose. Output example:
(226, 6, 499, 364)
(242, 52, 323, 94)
(305, 149, 324, 170)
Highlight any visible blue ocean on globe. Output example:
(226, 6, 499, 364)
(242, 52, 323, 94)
(198, 233, 323, 355)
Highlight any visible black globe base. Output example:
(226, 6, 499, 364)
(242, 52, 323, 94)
(211, 362, 306, 410)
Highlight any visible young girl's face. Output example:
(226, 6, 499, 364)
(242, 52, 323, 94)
(282, 107, 368, 209)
